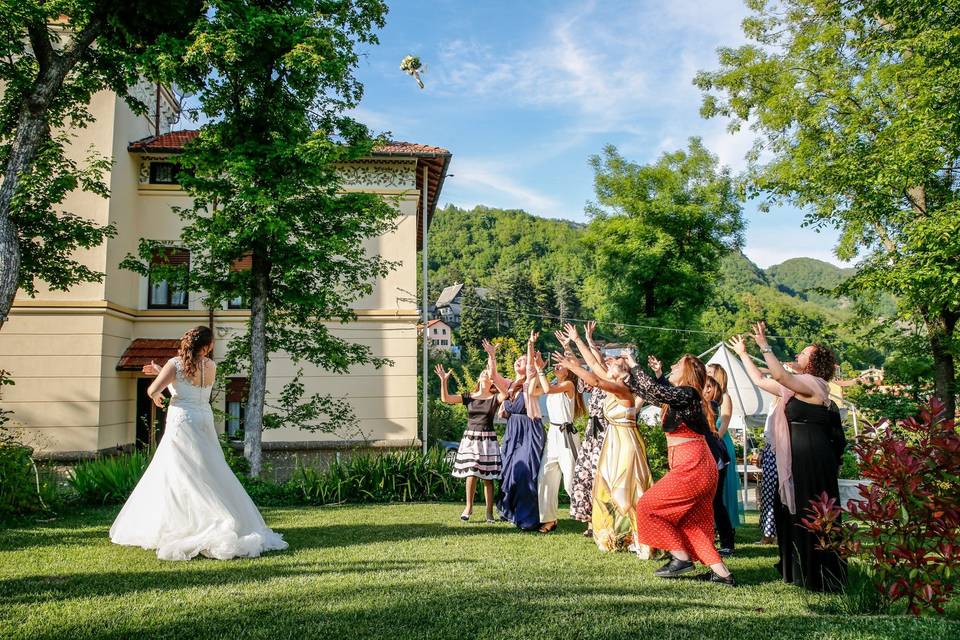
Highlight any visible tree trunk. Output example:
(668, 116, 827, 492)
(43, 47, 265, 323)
(243, 254, 270, 478)
(927, 311, 957, 419)
(0, 15, 106, 330)
(0, 106, 53, 329)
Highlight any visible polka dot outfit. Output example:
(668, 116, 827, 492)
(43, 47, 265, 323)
(759, 442, 778, 538)
(634, 423, 722, 566)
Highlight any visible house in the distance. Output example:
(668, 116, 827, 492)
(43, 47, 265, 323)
(433, 282, 488, 327)
(419, 319, 454, 352)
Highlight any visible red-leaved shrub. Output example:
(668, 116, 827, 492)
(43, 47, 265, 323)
(802, 398, 960, 615)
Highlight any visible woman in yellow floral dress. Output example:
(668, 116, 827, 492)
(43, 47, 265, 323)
(553, 325, 655, 557)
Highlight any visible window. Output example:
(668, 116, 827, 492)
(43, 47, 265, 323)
(226, 377, 249, 437)
(228, 254, 252, 309)
(442, 328, 447, 335)
(149, 162, 181, 185)
(148, 248, 189, 309)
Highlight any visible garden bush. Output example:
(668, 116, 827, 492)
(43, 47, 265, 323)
(295, 447, 460, 504)
(802, 398, 960, 616)
(69, 449, 150, 504)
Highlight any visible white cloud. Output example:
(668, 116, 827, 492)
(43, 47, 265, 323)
(444, 157, 566, 217)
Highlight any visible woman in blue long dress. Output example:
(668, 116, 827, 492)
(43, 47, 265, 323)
(708, 364, 744, 535)
(488, 334, 546, 530)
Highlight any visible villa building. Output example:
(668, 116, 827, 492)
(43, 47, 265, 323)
(0, 84, 450, 475)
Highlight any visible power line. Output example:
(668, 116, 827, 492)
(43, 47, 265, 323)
(460, 303, 816, 341)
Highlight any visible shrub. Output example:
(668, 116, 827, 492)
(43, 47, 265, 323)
(637, 422, 668, 480)
(802, 398, 960, 616)
(220, 435, 250, 476)
(295, 447, 459, 504)
(69, 450, 150, 504)
(0, 433, 43, 523)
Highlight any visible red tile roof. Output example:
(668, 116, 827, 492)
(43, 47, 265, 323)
(129, 131, 449, 157)
(127, 131, 451, 250)
(116, 339, 180, 371)
(372, 141, 450, 156)
(127, 130, 199, 153)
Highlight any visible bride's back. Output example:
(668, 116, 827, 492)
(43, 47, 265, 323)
(169, 356, 215, 406)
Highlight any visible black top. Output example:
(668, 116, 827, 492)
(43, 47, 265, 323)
(786, 397, 846, 468)
(626, 365, 711, 435)
(461, 394, 499, 433)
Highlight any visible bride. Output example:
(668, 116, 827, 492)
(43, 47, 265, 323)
(110, 325, 288, 560)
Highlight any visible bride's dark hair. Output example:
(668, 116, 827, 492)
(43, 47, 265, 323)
(179, 325, 213, 378)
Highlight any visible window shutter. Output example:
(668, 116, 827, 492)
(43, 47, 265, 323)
(226, 377, 249, 403)
(152, 247, 190, 267)
(230, 253, 253, 272)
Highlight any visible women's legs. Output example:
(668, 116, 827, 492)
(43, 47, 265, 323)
(483, 480, 495, 519)
(713, 466, 735, 552)
(463, 476, 477, 518)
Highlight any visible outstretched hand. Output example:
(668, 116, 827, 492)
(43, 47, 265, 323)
(552, 351, 577, 369)
(554, 329, 570, 347)
(528, 330, 539, 344)
(434, 364, 450, 380)
(142, 360, 162, 376)
(647, 355, 662, 377)
(728, 334, 748, 356)
(534, 350, 545, 370)
(585, 320, 597, 342)
(563, 322, 580, 343)
(481, 338, 499, 356)
(751, 321, 770, 349)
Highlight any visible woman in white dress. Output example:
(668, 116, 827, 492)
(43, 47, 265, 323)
(110, 326, 288, 561)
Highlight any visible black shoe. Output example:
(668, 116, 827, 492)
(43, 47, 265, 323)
(719, 547, 734, 557)
(653, 558, 695, 578)
(694, 570, 736, 587)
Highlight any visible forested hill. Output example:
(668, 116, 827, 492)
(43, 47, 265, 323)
(426, 204, 886, 368)
(426, 204, 586, 301)
(429, 204, 853, 314)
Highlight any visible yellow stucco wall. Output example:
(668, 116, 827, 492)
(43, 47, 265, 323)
(0, 91, 426, 456)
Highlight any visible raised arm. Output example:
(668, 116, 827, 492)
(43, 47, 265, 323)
(728, 335, 781, 396)
(583, 321, 608, 374)
(147, 359, 178, 407)
(750, 322, 824, 399)
(552, 352, 632, 402)
(565, 323, 606, 375)
(434, 364, 463, 405)
(482, 339, 512, 396)
(624, 359, 699, 409)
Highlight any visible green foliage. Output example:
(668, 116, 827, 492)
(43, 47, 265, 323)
(294, 448, 460, 504)
(839, 450, 861, 480)
(0, 1, 202, 304)
(427, 398, 468, 445)
(68, 450, 150, 505)
(581, 138, 744, 360)
(0, 432, 40, 523)
(637, 422, 669, 480)
(845, 385, 920, 424)
(697, 0, 960, 412)
(121, 1, 393, 474)
(220, 435, 250, 476)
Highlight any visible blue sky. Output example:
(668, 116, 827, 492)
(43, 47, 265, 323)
(361, 2, 848, 267)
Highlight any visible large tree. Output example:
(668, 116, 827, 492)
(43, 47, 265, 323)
(123, 0, 394, 477)
(581, 138, 744, 359)
(0, 1, 202, 327)
(696, 0, 960, 416)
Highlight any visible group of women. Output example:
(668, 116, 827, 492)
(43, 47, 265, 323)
(436, 320, 848, 592)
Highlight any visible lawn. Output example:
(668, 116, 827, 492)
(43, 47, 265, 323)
(1, 504, 957, 640)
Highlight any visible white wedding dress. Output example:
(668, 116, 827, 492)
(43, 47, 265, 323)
(110, 357, 288, 560)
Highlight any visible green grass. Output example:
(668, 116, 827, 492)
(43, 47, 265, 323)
(1, 505, 957, 639)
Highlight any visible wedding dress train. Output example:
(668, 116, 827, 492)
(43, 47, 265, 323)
(110, 357, 288, 560)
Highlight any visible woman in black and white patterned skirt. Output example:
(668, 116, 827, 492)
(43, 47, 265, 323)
(435, 363, 502, 523)
(562, 322, 609, 537)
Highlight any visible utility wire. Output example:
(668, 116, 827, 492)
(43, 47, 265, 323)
(460, 303, 816, 341)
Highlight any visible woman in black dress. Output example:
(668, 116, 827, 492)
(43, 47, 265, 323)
(730, 322, 847, 592)
(436, 363, 501, 523)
